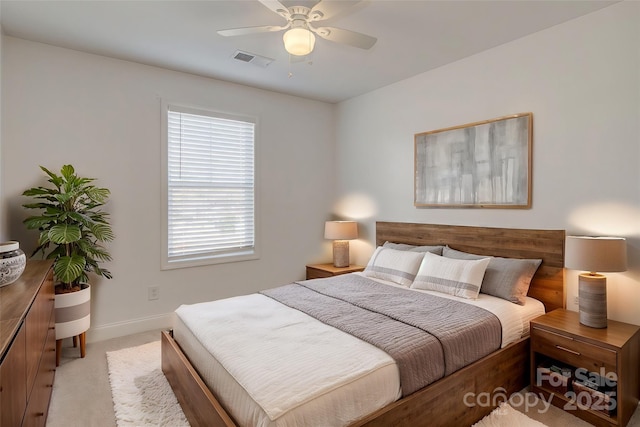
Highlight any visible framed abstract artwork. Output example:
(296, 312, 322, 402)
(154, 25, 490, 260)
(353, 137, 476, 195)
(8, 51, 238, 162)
(414, 113, 532, 208)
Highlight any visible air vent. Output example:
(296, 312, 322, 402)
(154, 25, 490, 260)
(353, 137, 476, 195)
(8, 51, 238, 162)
(234, 52, 254, 62)
(232, 50, 274, 68)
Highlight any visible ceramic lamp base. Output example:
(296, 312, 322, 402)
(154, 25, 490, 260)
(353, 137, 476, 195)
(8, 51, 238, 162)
(578, 273, 607, 328)
(332, 240, 350, 268)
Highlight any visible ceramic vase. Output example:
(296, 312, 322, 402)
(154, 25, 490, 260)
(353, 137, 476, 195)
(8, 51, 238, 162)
(0, 241, 26, 287)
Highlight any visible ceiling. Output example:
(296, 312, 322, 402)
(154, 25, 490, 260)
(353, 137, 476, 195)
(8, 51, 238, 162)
(0, 0, 617, 103)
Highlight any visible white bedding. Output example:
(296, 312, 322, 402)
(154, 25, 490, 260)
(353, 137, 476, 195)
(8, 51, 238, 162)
(174, 297, 400, 427)
(173, 274, 545, 427)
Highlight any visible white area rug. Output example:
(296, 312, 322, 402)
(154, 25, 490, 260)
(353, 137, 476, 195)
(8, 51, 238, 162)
(473, 402, 548, 427)
(107, 341, 189, 426)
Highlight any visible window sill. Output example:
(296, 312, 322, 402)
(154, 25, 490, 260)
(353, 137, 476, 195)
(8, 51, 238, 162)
(161, 250, 258, 270)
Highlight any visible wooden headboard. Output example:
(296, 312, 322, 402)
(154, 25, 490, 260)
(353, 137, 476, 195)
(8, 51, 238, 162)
(376, 222, 565, 312)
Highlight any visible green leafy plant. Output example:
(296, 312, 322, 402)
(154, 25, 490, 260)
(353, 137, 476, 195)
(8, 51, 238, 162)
(22, 165, 114, 291)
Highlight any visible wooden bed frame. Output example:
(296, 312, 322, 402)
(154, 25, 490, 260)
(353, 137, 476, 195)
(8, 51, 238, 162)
(162, 222, 565, 427)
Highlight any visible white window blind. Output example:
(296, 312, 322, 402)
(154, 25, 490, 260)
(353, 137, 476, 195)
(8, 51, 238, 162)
(166, 106, 255, 265)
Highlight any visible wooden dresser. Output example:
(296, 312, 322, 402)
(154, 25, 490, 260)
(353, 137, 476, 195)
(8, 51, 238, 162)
(0, 260, 56, 427)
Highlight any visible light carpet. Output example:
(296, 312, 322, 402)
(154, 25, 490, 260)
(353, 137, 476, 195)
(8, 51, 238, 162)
(473, 402, 548, 427)
(107, 340, 189, 427)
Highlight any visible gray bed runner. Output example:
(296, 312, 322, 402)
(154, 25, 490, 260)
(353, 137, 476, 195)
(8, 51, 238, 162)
(261, 274, 501, 397)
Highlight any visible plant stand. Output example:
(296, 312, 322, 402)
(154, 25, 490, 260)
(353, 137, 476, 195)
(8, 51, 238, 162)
(55, 332, 87, 366)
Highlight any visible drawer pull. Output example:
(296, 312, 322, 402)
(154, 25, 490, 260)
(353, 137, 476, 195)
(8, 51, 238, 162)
(556, 345, 580, 356)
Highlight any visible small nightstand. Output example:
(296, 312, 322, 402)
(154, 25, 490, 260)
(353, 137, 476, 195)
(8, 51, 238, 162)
(305, 263, 365, 280)
(530, 309, 640, 427)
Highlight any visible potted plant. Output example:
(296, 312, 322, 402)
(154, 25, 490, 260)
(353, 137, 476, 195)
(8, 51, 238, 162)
(22, 164, 113, 363)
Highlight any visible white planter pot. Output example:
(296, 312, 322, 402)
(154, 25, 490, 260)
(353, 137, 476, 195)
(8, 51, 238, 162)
(55, 283, 91, 340)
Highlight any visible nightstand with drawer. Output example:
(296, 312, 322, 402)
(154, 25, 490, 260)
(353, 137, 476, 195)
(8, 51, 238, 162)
(530, 309, 640, 427)
(305, 263, 365, 280)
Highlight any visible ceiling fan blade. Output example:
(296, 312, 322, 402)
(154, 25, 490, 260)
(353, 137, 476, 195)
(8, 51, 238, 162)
(257, 0, 291, 19)
(312, 26, 377, 50)
(218, 25, 288, 37)
(309, 0, 362, 21)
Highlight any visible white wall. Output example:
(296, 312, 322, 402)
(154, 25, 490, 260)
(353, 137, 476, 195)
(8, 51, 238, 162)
(335, 2, 640, 325)
(2, 2, 639, 339)
(2, 37, 335, 341)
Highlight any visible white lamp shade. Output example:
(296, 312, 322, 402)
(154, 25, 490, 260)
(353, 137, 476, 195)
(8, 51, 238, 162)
(565, 236, 627, 273)
(324, 221, 358, 240)
(283, 28, 315, 56)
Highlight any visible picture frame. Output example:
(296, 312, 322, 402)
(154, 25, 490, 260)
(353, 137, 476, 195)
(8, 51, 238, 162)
(414, 113, 532, 208)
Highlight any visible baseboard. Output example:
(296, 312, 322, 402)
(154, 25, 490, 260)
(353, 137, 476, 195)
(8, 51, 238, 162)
(86, 312, 173, 343)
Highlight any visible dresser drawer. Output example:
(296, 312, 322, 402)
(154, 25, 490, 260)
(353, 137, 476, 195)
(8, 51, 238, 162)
(23, 325, 56, 427)
(532, 327, 616, 373)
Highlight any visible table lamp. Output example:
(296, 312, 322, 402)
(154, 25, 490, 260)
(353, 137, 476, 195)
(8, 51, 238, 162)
(324, 221, 358, 268)
(565, 236, 627, 328)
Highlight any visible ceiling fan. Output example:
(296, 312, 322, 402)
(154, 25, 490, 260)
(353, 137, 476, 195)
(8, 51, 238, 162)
(217, 0, 377, 56)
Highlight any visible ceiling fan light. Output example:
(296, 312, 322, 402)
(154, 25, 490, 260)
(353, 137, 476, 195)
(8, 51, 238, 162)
(283, 28, 315, 56)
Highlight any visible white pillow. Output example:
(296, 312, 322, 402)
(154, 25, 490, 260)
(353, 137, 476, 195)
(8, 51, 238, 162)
(363, 247, 424, 286)
(382, 241, 444, 255)
(411, 252, 491, 299)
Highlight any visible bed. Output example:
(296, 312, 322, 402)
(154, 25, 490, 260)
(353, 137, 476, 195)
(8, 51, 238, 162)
(162, 222, 565, 427)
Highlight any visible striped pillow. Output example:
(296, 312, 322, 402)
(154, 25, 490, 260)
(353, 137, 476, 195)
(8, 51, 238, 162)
(411, 252, 491, 299)
(364, 247, 425, 286)
(442, 246, 542, 305)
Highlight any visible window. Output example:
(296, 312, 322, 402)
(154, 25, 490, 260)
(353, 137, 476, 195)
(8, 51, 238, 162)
(162, 103, 257, 269)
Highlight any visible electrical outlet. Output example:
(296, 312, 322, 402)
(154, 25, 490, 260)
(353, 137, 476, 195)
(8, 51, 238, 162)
(148, 286, 160, 301)
(573, 295, 579, 306)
